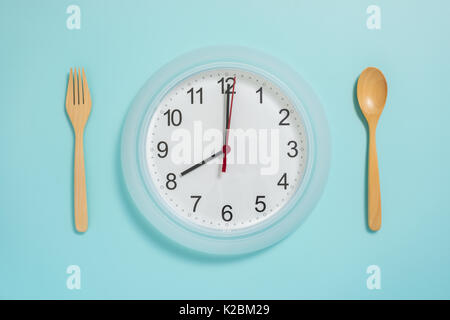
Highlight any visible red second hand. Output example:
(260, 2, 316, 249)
(222, 76, 236, 173)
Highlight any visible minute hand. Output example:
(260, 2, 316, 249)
(222, 76, 236, 172)
(180, 150, 223, 177)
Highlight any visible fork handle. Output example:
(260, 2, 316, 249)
(74, 132, 88, 232)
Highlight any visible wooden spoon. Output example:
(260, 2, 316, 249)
(357, 67, 387, 231)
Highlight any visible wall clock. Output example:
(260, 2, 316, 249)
(121, 46, 330, 255)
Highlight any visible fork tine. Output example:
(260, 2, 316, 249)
(82, 68, 90, 105)
(74, 67, 79, 104)
(78, 68, 83, 104)
(66, 68, 74, 106)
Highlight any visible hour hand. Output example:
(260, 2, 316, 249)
(180, 150, 223, 177)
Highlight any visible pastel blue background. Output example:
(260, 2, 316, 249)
(1, 0, 449, 299)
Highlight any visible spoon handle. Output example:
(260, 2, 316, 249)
(368, 126, 381, 231)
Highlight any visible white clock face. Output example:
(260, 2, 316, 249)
(144, 68, 308, 233)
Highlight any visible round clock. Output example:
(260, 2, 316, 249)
(121, 46, 330, 255)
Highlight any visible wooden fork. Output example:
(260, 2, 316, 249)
(66, 68, 91, 232)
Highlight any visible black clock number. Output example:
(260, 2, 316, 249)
(277, 173, 289, 190)
(187, 87, 203, 104)
(279, 109, 290, 126)
(190, 195, 201, 212)
(157, 141, 168, 158)
(221, 205, 233, 222)
(166, 173, 177, 190)
(163, 109, 182, 126)
(256, 87, 263, 104)
(255, 195, 266, 213)
(287, 141, 298, 158)
(218, 77, 236, 94)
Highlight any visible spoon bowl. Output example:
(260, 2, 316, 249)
(357, 67, 387, 120)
